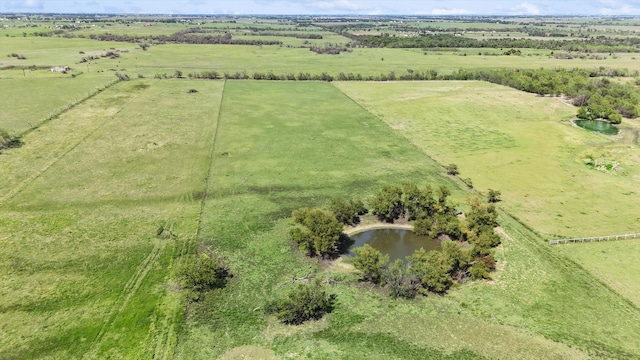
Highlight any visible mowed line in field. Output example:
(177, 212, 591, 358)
(0, 79, 224, 359)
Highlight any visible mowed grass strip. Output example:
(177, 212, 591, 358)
(0, 79, 223, 359)
(335, 81, 640, 237)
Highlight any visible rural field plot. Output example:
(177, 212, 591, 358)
(0, 79, 223, 359)
(0, 73, 115, 134)
(556, 241, 640, 308)
(335, 81, 640, 237)
(174, 81, 640, 359)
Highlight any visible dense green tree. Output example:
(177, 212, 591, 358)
(441, 240, 471, 280)
(408, 248, 453, 294)
(266, 279, 336, 325)
(465, 197, 499, 234)
(328, 197, 367, 225)
(370, 185, 404, 223)
(290, 208, 344, 258)
(352, 244, 389, 284)
(429, 214, 463, 240)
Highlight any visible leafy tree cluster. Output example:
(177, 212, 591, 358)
(351, 194, 502, 298)
(370, 183, 461, 240)
(179, 253, 232, 301)
(246, 31, 323, 39)
(84, 29, 282, 46)
(290, 208, 345, 258)
(328, 197, 367, 225)
(265, 279, 336, 325)
(309, 43, 353, 55)
(445, 67, 639, 122)
(174, 65, 637, 122)
(359, 33, 640, 53)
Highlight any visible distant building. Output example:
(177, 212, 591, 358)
(50, 66, 70, 72)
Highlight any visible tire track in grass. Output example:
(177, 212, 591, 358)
(150, 80, 227, 360)
(84, 240, 164, 359)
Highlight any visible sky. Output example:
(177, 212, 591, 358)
(2, 0, 640, 16)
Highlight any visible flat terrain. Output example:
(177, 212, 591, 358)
(2, 15, 640, 360)
(0, 79, 223, 359)
(335, 81, 640, 237)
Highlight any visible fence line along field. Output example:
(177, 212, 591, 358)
(2, 13, 640, 360)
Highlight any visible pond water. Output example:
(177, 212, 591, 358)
(574, 119, 619, 135)
(349, 228, 441, 262)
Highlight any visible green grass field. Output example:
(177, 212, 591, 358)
(2, 19, 640, 359)
(334, 81, 640, 238)
(172, 81, 640, 359)
(0, 79, 223, 359)
(0, 73, 115, 133)
(556, 240, 640, 308)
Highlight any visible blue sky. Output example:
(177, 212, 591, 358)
(2, 0, 640, 15)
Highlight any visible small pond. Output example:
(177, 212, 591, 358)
(574, 119, 619, 135)
(349, 228, 441, 262)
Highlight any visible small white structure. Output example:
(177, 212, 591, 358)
(50, 66, 70, 72)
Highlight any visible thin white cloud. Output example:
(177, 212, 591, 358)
(431, 8, 471, 15)
(512, 2, 541, 14)
(5, 0, 43, 9)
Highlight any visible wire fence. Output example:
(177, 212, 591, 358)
(549, 232, 640, 245)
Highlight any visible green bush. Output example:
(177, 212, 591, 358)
(383, 259, 418, 299)
(266, 279, 336, 325)
(290, 208, 345, 258)
(352, 244, 389, 284)
(180, 254, 231, 299)
(328, 197, 367, 225)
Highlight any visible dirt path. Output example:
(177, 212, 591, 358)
(344, 222, 413, 236)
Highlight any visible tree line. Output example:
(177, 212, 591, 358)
(173, 66, 638, 122)
(357, 33, 640, 53)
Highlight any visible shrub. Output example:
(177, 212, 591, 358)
(352, 244, 389, 284)
(487, 189, 501, 203)
(266, 279, 336, 325)
(0, 129, 22, 153)
(180, 254, 231, 300)
(383, 259, 418, 299)
(445, 163, 459, 175)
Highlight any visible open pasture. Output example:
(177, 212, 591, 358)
(4, 32, 640, 82)
(556, 240, 640, 308)
(0, 79, 223, 359)
(2, 15, 640, 359)
(0, 73, 115, 134)
(172, 80, 640, 359)
(335, 81, 640, 238)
